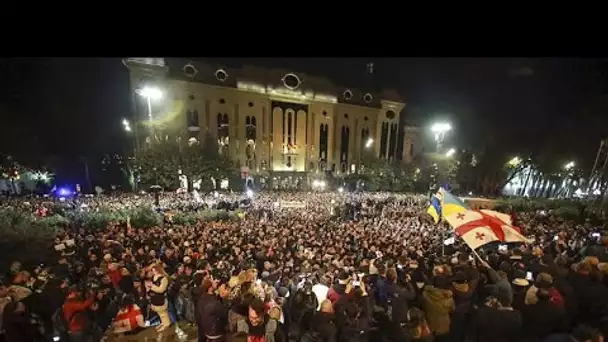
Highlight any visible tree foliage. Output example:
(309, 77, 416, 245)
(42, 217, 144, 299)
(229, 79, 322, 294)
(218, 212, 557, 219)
(344, 152, 416, 192)
(136, 134, 238, 190)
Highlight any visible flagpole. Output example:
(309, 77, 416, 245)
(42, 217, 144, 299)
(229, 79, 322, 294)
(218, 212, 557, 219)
(470, 246, 483, 262)
(441, 226, 445, 257)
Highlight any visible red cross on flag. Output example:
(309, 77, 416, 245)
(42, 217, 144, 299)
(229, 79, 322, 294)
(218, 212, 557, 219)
(444, 209, 528, 250)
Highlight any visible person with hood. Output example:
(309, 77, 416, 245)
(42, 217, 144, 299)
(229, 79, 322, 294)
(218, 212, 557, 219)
(521, 288, 566, 341)
(196, 278, 228, 342)
(450, 271, 475, 342)
(473, 291, 522, 342)
(2, 301, 38, 342)
(334, 280, 371, 342)
(422, 275, 454, 341)
(387, 269, 417, 342)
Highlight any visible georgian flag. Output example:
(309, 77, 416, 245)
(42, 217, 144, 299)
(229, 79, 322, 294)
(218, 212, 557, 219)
(444, 209, 528, 250)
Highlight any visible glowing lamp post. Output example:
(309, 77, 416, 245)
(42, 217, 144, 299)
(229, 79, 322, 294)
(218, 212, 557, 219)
(136, 86, 163, 124)
(122, 118, 131, 132)
(508, 156, 522, 167)
(445, 148, 456, 158)
(431, 122, 452, 152)
(564, 161, 575, 171)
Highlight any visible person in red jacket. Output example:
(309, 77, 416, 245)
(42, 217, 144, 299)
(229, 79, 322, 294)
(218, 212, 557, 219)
(62, 287, 95, 341)
(107, 263, 123, 288)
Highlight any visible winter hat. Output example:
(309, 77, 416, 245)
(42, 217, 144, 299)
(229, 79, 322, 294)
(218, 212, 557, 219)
(511, 270, 529, 287)
(453, 271, 468, 284)
(535, 272, 553, 289)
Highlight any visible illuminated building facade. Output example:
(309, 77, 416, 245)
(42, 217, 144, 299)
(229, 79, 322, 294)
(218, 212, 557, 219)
(124, 58, 421, 180)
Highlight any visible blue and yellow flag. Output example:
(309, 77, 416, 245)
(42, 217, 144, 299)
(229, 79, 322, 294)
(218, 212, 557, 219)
(427, 188, 469, 223)
(427, 192, 442, 223)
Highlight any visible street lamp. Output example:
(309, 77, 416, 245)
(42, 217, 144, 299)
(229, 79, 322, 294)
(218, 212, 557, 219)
(445, 148, 456, 158)
(564, 161, 575, 170)
(508, 156, 522, 167)
(431, 122, 452, 152)
(136, 86, 163, 123)
(365, 138, 374, 149)
(122, 118, 132, 132)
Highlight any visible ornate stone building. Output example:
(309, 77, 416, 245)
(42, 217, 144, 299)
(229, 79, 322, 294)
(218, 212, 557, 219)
(124, 58, 421, 181)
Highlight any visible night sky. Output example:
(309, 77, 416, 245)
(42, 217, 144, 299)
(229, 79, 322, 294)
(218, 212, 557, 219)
(1, 57, 607, 180)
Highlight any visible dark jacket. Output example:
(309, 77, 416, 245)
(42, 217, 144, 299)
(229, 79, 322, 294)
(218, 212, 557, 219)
(474, 305, 522, 342)
(568, 272, 608, 327)
(310, 311, 337, 342)
(3, 303, 38, 342)
(521, 299, 565, 341)
(391, 283, 417, 323)
(196, 293, 227, 341)
(335, 295, 372, 342)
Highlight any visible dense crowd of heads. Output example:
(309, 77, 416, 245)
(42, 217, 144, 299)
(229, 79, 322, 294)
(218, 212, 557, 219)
(0, 191, 607, 342)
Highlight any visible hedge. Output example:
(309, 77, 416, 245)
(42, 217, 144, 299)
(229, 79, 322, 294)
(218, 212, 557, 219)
(494, 198, 603, 224)
(494, 198, 584, 212)
(0, 207, 237, 240)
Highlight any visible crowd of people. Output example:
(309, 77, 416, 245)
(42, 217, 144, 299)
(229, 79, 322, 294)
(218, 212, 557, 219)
(0, 190, 607, 342)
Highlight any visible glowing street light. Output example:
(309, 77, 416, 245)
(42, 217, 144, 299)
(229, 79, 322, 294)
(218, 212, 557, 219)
(445, 148, 456, 158)
(508, 156, 522, 167)
(431, 122, 452, 152)
(312, 180, 326, 190)
(122, 118, 132, 132)
(365, 138, 374, 149)
(564, 161, 575, 170)
(136, 86, 163, 123)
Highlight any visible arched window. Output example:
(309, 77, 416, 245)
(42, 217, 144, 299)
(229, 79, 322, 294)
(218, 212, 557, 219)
(340, 126, 350, 164)
(319, 124, 328, 161)
(388, 123, 398, 159)
(361, 128, 370, 150)
(379, 122, 389, 158)
(287, 112, 293, 145)
(245, 116, 257, 141)
(217, 113, 229, 143)
(186, 110, 199, 127)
